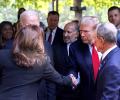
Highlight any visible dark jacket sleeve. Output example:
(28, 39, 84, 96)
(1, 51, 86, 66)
(44, 41, 54, 65)
(96, 65, 120, 100)
(117, 30, 120, 48)
(42, 60, 72, 86)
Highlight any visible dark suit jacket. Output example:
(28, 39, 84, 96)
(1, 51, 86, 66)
(53, 41, 79, 100)
(117, 30, 120, 48)
(53, 27, 63, 46)
(38, 41, 55, 100)
(70, 39, 95, 100)
(44, 41, 54, 65)
(45, 27, 64, 46)
(44, 27, 64, 100)
(95, 47, 120, 100)
(53, 42, 78, 76)
(0, 49, 72, 100)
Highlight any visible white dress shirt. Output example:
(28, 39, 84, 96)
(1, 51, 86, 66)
(46, 27, 57, 44)
(101, 45, 117, 61)
(67, 43, 71, 56)
(88, 44, 102, 60)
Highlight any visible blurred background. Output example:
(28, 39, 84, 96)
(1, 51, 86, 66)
(0, 0, 119, 28)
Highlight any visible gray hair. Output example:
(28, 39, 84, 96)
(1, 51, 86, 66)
(71, 20, 80, 32)
(64, 21, 80, 33)
(20, 10, 39, 19)
(20, 10, 40, 27)
(97, 22, 117, 43)
(80, 16, 100, 30)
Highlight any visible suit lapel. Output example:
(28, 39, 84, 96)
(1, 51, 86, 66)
(52, 27, 57, 45)
(71, 41, 94, 80)
(97, 47, 119, 79)
(83, 45, 93, 71)
(77, 42, 95, 81)
(52, 27, 63, 45)
(84, 45, 94, 81)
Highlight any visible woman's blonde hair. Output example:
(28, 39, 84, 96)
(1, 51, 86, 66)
(12, 25, 46, 67)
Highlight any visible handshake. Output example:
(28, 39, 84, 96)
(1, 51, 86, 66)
(69, 73, 80, 89)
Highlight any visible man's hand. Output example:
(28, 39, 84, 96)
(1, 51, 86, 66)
(69, 74, 79, 89)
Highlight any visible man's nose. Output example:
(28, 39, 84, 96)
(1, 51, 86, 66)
(80, 32, 85, 37)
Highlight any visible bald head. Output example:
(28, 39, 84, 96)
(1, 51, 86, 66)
(20, 10, 40, 27)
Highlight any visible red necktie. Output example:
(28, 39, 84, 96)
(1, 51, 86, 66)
(48, 30, 52, 44)
(92, 45, 100, 80)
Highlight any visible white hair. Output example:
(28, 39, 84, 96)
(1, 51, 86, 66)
(97, 22, 117, 43)
(20, 10, 39, 19)
(80, 16, 100, 30)
(20, 10, 40, 27)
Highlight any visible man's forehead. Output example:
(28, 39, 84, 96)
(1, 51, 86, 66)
(80, 23, 94, 28)
(109, 9, 120, 14)
(20, 18, 39, 27)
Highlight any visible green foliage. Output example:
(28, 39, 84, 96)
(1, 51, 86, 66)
(0, 0, 119, 26)
(81, 0, 120, 22)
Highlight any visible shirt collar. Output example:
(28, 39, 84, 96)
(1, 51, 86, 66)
(48, 27, 57, 33)
(88, 44, 102, 60)
(102, 45, 117, 60)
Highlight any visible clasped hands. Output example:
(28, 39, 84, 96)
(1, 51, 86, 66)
(69, 74, 80, 89)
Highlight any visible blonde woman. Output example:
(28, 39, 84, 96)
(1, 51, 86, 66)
(0, 25, 77, 100)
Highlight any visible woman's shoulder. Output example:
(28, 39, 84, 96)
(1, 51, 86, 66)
(0, 49, 11, 55)
(0, 49, 12, 55)
(0, 49, 12, 65)
(0, 49, 11, 57)
(38, 55, 51, 68)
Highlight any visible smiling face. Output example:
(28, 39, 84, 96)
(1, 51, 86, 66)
(1, 23, 13, 40)
(63, 23, 78, 43)
(108, 9, 120, 27)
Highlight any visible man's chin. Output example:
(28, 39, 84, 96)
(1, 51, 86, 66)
(82, 40, 88, 44)
(64, 39, 70, 43)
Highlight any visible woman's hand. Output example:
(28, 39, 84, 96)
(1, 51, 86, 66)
(69, 74, 79, 89)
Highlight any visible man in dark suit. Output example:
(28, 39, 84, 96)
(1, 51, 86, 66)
(0, 25, 77, 100)
(20, 10, 54, 64)
(108, 6, 120, 47)
(117, 30, 120, 47)
(20, 10, 54, 100)
(108, 6, 120, 29)
(45, 11, 63, 46)
(95, 22, 120, 100)
(69, 16, 101, 100)
(53, 21, 80, 100)
(44, 11, 64, 100)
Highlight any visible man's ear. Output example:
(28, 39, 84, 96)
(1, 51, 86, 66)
(99, 36, 104, 44)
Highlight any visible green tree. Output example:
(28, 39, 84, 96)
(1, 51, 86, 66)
(0, 0, 119, 26)
(82, 0, 120, 22)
